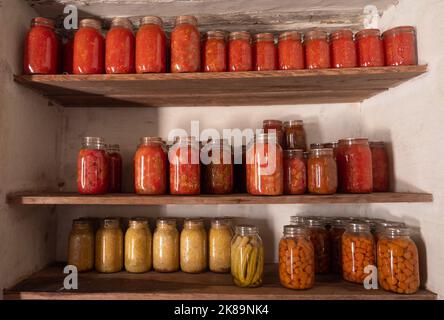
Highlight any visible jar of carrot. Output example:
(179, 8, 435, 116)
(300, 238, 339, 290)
(252, 33, 277, 71)
(306, 218, 330, 274)
(278, 31, 304, 70)
(383, 26, 418, 66)
(304, 30, 330, 69)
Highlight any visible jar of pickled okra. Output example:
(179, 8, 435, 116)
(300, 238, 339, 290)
(283, 149, 306, 195)
(124, 218, 152, 273)
(153, 218, 179, 272)
(209, 218, 233, 273)
(304, 30, 330, 69)
(202, 139, 233, 194)
(253, 33, 277, 71)
(136, 16, 166, 73)
(203, 31, 227, 72)
(95, 218, 123, 273)
(330, 29, 357, 68)
(278, 31, 304, 70)
(105, 17, 135, 74)
(171, 15, 200, 73)
(356, 29, 385, 67)
(228, 31, 252, 71)
(370, 141, 389, 192)
(383, 26, 418, 66)
(180, 218, 207, 273)
(73, 19, 104, 74)
(68, 219, 95, 272)
(307, 148, 337, 194)
(306, 218, 330, 274)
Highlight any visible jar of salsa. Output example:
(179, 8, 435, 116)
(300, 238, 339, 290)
(95, 218, 123, 273)
(107, 144, 122, 193)
(73, 19, 104, 74)
(124, 218, 152, 273)
(370, 141, 389, 192)
(263, 120, 284, 148)
(356, 29, 385, 67)
(283, 120, 306, 150)
(383, 26, 418, 66)
(105, 17, 135, 74)
(169, 136, 201, 195)
(329, 218, 346, 274)
(330, 29, 357, 68)
(68, 219, 95, 272)
(136, 16, 166, 73)
(306, 218, 330, 274)
(253, 33, 277, 71)
(278, 31, 304, 70)
(307, 148, 337, 194)
(77, 137, 109, 195)
(24, 17, 58, 75)
(246, 133, 284, 196)
(202, 139, 233, 194)
(203, 31, 227, 72)
(134, 137, 167, 195)
(337, 138, 373, 193)
(228, 31, 252, 71)
(62, 32, 74, 74)
(304, 30, 330, 69)
(171, 15, 200, 73)
(283, 149, 306, 195)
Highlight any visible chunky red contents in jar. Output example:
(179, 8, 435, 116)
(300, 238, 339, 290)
(203, 149, 233, 194)
(62, 37, 74, 74)
(284, 121, 306, 151)
(278, 33, 304, 70)
(77, 149, 109, 194)
(228, 33, 252, 71)
(370, 143, 389, 192)
(106, 26, 135, 74)
(108, 151, 122, 193)
(305, 32, 331, 69)
(263, 120, 285, 148)
(307, 150, 338, 195)
(356, 29, 385, 67)
(171, 19, 201, 73)
(136, 23, 166, 73)
(24, 18, 58, 75)
(73, 24, 104, 74)
(253, 34, 277, 71)
(284, 154, 306, 195)
(383, 26, 417, 66)
(169, 145, 201, 194)
(330, 30, 357, 68)
(134, 143, 167, 195)
(203, 33, 227, 72)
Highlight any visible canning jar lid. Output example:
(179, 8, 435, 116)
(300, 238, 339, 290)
(323, 142, 338, 148)
(384, 226, 411, 237)
(279, 31, 302, 41)
(304, 30, 328, 41)
(211, 217, 233, 227)
(175, 15, 198, 26)
(184, 217, 205, 227)
(205, 30, 226, 40)
(284, 149, 304, 158)
(263, 119, 283, 127)
(283, 224, 308, 236)
(110, 17, 133, 29)
(305, 218, 323, 227)
(383, 26, 416, 37)
(141, 16, 163, 26)
(369, 141, 386, 147)
(156, 218, 177, 226)
(346, 221, 370, 232)
(79, 18, 102, 30)
(283, 120, 303, 127)
(356, 28, 381, 39)
(102, 218, 120, 228)
(83, 137, 106, 149)
(330, 218, 347, 227)
(290, 216, 307, 225)
(72, 218, 93, 227)
(253, 32, 275, 42)
(310, 143, 324, 149)
(330, 29, 354, 41)
(338, 138, 369, 146)
(376, 221, 406, 232)
(309, 148, 333, 157)
(129, 217, 149, 227)
(31, 17, 55, 28)
(140, 136, 163, 145)
(229, 31, 251, 41)
(107, 144, 120, 152)
(235, 224, 258, 235)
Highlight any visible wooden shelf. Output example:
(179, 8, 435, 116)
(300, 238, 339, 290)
(7, 192, 433, 205)
(14, 66, 427, 107)
(4, 264, 436, 300)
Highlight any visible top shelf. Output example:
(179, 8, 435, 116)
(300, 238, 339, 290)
(14, 66, 427, 107)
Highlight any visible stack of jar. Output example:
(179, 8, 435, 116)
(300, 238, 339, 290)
(24, 15, 418, 75)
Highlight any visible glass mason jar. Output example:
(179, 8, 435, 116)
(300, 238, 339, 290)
(284, 120, 307, 151)
(246, 133, 284, 196)
(62, 32, 74, 74)
(329, 218, 346, 274)
(383, 26, 418, 66)
(342, 222, 375, 283)
(356, 29, 385, 67)
(68, 219, 95, 272)
(370, 141, 389, 192)
(278, 31, 304, 70)
(24, 17, 58, 75)
(304, 30, 331, 69)
(234, 145, 247, 193)
(77, 137, 109, 195)
(107, 144, 122, 193)
(134, 137, 168, 195)
(95, 218, 123, 273)
(330, 29, 357, 68)
(203, 31, 227, 72)
(180, 218, 207, 273)
(377, 227, 420, 294)
(209, 218, 233, 273)
(307, 148, 338, 195)
(73, 19, 104, 74)
(124, 218, 152, 273)
(105, 18, 135, 74)
(171, 15, 201, 73)
(153, 218, 179, 272)
(228, 31, 252, 71)
(283, 149, 306, 195)
(279, 225, 315, 289)
(306, 218, 330, 274)
(253, 33, 277, 71)
(169, 136, 201, 195)
(136, 16, 166, 73)
(263, 120, 285, 148)
(202, 139, 234, 194)
(323, 142, 339, 159)
(231, 225, 264, 288)
(337, 138, 373, 193)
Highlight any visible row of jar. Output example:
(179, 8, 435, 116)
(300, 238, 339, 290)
(24, 15, 418, 75)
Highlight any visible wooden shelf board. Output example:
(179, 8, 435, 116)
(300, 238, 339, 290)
(7, 192, 433, 205)
(14, 66, 427, 107)
(4, 264, 436, 300)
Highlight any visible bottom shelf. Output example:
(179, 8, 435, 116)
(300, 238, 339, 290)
(4, 264, 436, 300)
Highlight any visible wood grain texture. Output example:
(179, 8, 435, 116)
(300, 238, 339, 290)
(14, 66, 428, 107)
(7, 192, 433, 205)
(4, 264, 436, 300)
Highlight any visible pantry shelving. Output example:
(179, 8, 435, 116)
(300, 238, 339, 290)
(14, 65, 427, 107)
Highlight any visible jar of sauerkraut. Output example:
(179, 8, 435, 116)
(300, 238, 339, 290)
(95, 218, 123, 273)
(153, 218, 179, 272)
(180, 218, 207, 273)
(68, 219, 95, 272)
(209, 218, 233, 273)
(124, 218, 152, 273)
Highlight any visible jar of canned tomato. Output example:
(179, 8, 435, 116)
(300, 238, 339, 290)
(134, 137, 168, 195)
(202, 139, 233, 194)
(246, 133, 284, 196)
(203, 31, 227, 72)
(329, 218, 346, 274)
(228, 31, 252, 71)
(290, 216, 307, 226)
(370, 141, 389, 192)
(73, 19, 104, 74)
(253, 33, 277, 71)
(283, 149, 306, 195)
(383, 26, 418, 66)
(356, 29, 385, 67)
(278, 31, 304, 70)
(304, 30, 330, 69)
(62, 32, 74, 74)
(263, 120, 285, 148)
(306, 218, 330, 274)
(171, 15, 200, 73)
(337, 138, 373, 193)
(330, 29, 357, 68)
(283, 120, 306, 150)
(307, 148, 338, 194)
(24, 17, 58, 75)
(105, 18, 135, 74)
(136, 16, 166, 73)
(107, 144, 122, 193)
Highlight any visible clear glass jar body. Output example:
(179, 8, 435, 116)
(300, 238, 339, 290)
(330, 29, 357, 68)
(278, 31, 304, 70)
(306, 219, 330, 274)
(329, 220, 346, 274)
(284, 120, 306, 151)
(370, 141, 389, 192)
(209, 218, 233, 273)
(95, 218, 123, 273)
(203, 31, 227, 72)
(105, 18, 135, 74)
(307, 148, 338, 194)
(383, 26, 418, 66)
(153, 219, 179, 272)
(305, 30, 330, 69)
(180, 219, 207, 273)
(134, 137, 168, 195)
(125, 219, 152, 273)
(73, 19, 104, 74)
(136, 16, 166, 73)
(253, 33, 277, 71)
(228, 31, 252, 71)
(171, 16, 201, 73)
(279, 225, 315, 289)
(356, 29, 385, 67)
(246, 134, 284, 195)
(231, 225, 264, 288)
(202, 140, 234, 194)
(68, 219, 95, 272)
(283, 149, 306, 195)
(107, 144, 122, 193)
(263, 120, 284, 148)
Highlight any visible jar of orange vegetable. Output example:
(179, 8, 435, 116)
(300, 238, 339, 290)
(279, 225, 315, 290)
(73, 19, 104, 74)
(253, 33, 277, 71)
(62, 32, 74, 74)
(330, 29, 357, 68)
(307, 148, 337, 195)
(306, 218, 330, 274)
(356, 29, 385, 67)
(105, 18, 135, 74)
(203, 31, 227, 72)
(283, 120, 306, 150)
(370, 141, 389, 192)
(304, 30, 330, 69)
(171, 15, 200, 73)
(263, 120, 284, 148)
(283, 149, 306, 195)
(383, 26, 418, 66)
(290, 216, 307, 226)
(278, 31, 304, 70)
(202, 139, 233, 194)
(228, 31, 252, 71)
(136, 16, 166, 73)
(329, 218, 346, 274)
